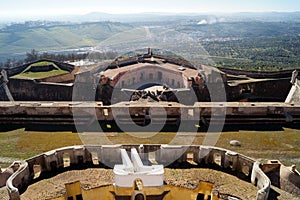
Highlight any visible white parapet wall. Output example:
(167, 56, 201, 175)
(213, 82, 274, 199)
(251, 162, 270, 200)
(6, 162, 30, 200)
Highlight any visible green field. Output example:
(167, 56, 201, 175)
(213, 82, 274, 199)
(202, 36, 300, 71)
(0, 128, 299, 168)
(0, 22, 133, 54)
(2, 20, 300, 71)
(30, 61, 54, 67)
(11, 69, 68, 79)
(11, 61, 69, 79)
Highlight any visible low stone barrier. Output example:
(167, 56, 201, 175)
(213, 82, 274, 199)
(3, 145, 271, 200)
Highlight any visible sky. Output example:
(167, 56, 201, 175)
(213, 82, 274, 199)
(1, 0, 300, 20)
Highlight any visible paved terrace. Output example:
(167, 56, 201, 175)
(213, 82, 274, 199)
(0, 101, 299, 128)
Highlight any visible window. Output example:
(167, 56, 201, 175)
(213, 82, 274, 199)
(77, 156, 84, 164)
(91, 152, 99, 165)
(33, 164, 41, 179)
(76, 194, 83, 200)
(213, 153, 222, 166)
(50, 161, 57, 171)
(196, 193, 205, 200)
(242, 164, 250, 176)
(148, 151, 156, 165)
(67, 197, 73, 200)
(186, 152, 194, 162)
(63, 153, 71, 168)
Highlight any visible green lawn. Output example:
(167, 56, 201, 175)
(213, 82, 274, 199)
(12, 69, 68, 79)
(0, 128, 299, 168)
(30, 61, 54, 67)
(11, 61, 69, 79)
(0, 22, 133, 54)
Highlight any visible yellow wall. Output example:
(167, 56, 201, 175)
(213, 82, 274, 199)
(82, 185, 114, 200)
(50, 197, 64, 200)
(164, 182, 217, 200)
(51, 181, 218, 200)
(65, 181, 82, 199)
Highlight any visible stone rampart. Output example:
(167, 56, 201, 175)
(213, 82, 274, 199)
(2, 145, 272, 200)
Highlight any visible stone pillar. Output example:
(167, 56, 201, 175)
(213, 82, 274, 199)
(224, 151, 238, 171)
(199, 146, 211, 165)
(73, 146, 86, 165)
(44, 150, 58, 171)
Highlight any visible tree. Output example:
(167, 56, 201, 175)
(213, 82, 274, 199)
(25, 49, 39, 63)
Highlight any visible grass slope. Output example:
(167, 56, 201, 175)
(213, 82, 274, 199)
(0, 128, 299, 168)
(12, 69, 68, 79)
(11, 61, 69, 79)
(0, 22, 133, 54)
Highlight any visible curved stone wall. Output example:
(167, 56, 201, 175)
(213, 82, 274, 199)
(3, 145, 271, 200)
(6, 161, 29, 200)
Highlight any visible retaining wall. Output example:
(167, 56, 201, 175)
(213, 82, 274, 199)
(3, 145, 270, 200)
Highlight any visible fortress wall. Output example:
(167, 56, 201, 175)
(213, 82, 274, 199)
(235, 154, 254, 178)
(39, 72, 74, 83)
(54, 61, 75, 73)
(6, 162, 30, 200)
(279, 165, 300, 196)
(153, 55, 195, 69)
(0, 102, 300, 128)
(0, 169, 13, 188)
(112, 65, 187, 89)
(0, 163, 18, 188)
(218, 67, 296, 79)
(138, 144, 162, 163)
(228, 78, 291, 101)
(6, 65, 30, 77)
(251, 162, 270, 200)
(25, 64, 55, 72)
(26, 155, 46, 180)
(6, 59, 75, 77)
(98, 145, 122, 167)
(3, 145, 271, 200)
(40, 66, 80, 83)
(156, 145, 188, 165)
(8, 79, 73, 101)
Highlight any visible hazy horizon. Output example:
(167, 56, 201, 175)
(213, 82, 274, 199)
(1, 0, 300, 22)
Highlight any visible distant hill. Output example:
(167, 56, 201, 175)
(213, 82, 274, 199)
(2, 12, 300, 71)
(0, 21, 133, 55)
(2, 12, 300, 57)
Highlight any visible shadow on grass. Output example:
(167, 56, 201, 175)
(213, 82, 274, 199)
(2, 122, 300, 133)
